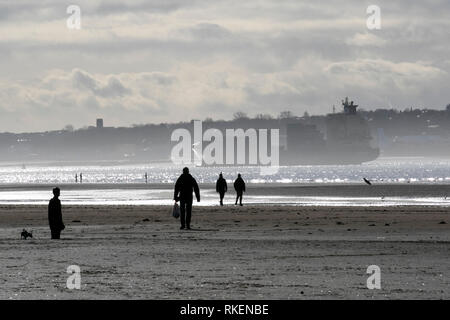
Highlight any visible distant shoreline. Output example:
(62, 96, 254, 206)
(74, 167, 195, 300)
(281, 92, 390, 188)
(1, 156, 450, 168)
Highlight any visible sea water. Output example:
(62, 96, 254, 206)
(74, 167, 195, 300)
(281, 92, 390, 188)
(0, 157, 450, 206)
(1, 157, 450, 185)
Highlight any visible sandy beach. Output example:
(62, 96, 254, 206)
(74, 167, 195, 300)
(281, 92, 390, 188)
(2, 0, 449, 305)
(0, 202, 448, 299)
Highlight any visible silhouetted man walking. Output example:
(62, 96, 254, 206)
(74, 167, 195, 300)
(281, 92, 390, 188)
(174, 167, 200, 230)
(234, 173, 246, 206)
(216, 173, 227, 206)
(48, 187, 65, 239)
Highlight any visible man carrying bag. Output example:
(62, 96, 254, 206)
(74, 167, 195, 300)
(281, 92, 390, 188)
(173, 167, 200, 230)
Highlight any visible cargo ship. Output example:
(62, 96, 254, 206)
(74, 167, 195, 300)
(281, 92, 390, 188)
(281, 98, 380, 165)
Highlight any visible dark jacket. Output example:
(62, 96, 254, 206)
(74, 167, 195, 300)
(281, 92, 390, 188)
(48, 197, 65, 231)
(234, 177, 246, 193)
(216, 177, 228, 193)
(174, 173, 200, 202)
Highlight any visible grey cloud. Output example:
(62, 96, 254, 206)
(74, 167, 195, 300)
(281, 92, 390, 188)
(0, 0, 449, 132)
(93, 0, 195, 16)
(97, 77, 132, 98)
(139, 72, 177, 86)
(72, 69, 98, 91)
(72, 70, 131, 98)
(186, 23, 232, 40)
(0, 0, 198, 22)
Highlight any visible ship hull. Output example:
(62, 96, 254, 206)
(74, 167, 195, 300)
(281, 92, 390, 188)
(280, 147, 380, 165)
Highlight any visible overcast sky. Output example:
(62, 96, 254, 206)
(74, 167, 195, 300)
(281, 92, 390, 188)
(0, 0, 449, 132)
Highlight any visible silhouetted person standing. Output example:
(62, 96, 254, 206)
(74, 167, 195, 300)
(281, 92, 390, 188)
(80, 173, 83, 183)
(145, 172, 148, 184)
(75, 174, 78, 183)
(48, 187, 65, 239)
(234, 173, 246, 206)
(216, 173, 227, 206)
(174, 167, 200, 230)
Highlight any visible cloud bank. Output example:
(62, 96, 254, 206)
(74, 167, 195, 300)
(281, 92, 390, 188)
(0, 0, 449, 132)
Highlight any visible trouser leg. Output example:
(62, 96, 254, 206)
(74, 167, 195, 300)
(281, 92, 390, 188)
(236, 192, 243, 205)
(186, 201, 192, 227)
(219, 192, 224, 205)
(180, 201, 186, 227)
(51, 229, 60, 239)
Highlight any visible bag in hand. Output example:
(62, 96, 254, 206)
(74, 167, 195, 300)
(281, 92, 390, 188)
(172, 202, 180, 219)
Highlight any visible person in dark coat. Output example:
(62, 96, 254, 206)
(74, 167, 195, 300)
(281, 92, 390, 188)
(216, 173, 228, 206)
(173, 167, 200, 230)
(234, 173, 246, 206)
(48, 187, 65, 239)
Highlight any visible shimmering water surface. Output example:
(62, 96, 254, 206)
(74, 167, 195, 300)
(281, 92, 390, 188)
(1, 157, 450, 206)
(1, 157, 450, 184)
(0, 188, 449, 206)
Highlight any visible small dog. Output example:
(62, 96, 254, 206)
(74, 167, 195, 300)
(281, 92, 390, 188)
(21, 229, 33, 240)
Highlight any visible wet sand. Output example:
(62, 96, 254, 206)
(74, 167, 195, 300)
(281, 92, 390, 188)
(0, 203, 448, 299)
(2, 182, 450, 198)
(2, 183, 450, 207)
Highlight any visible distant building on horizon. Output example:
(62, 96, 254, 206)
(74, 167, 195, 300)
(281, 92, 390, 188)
(96, 118, 104, 129)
